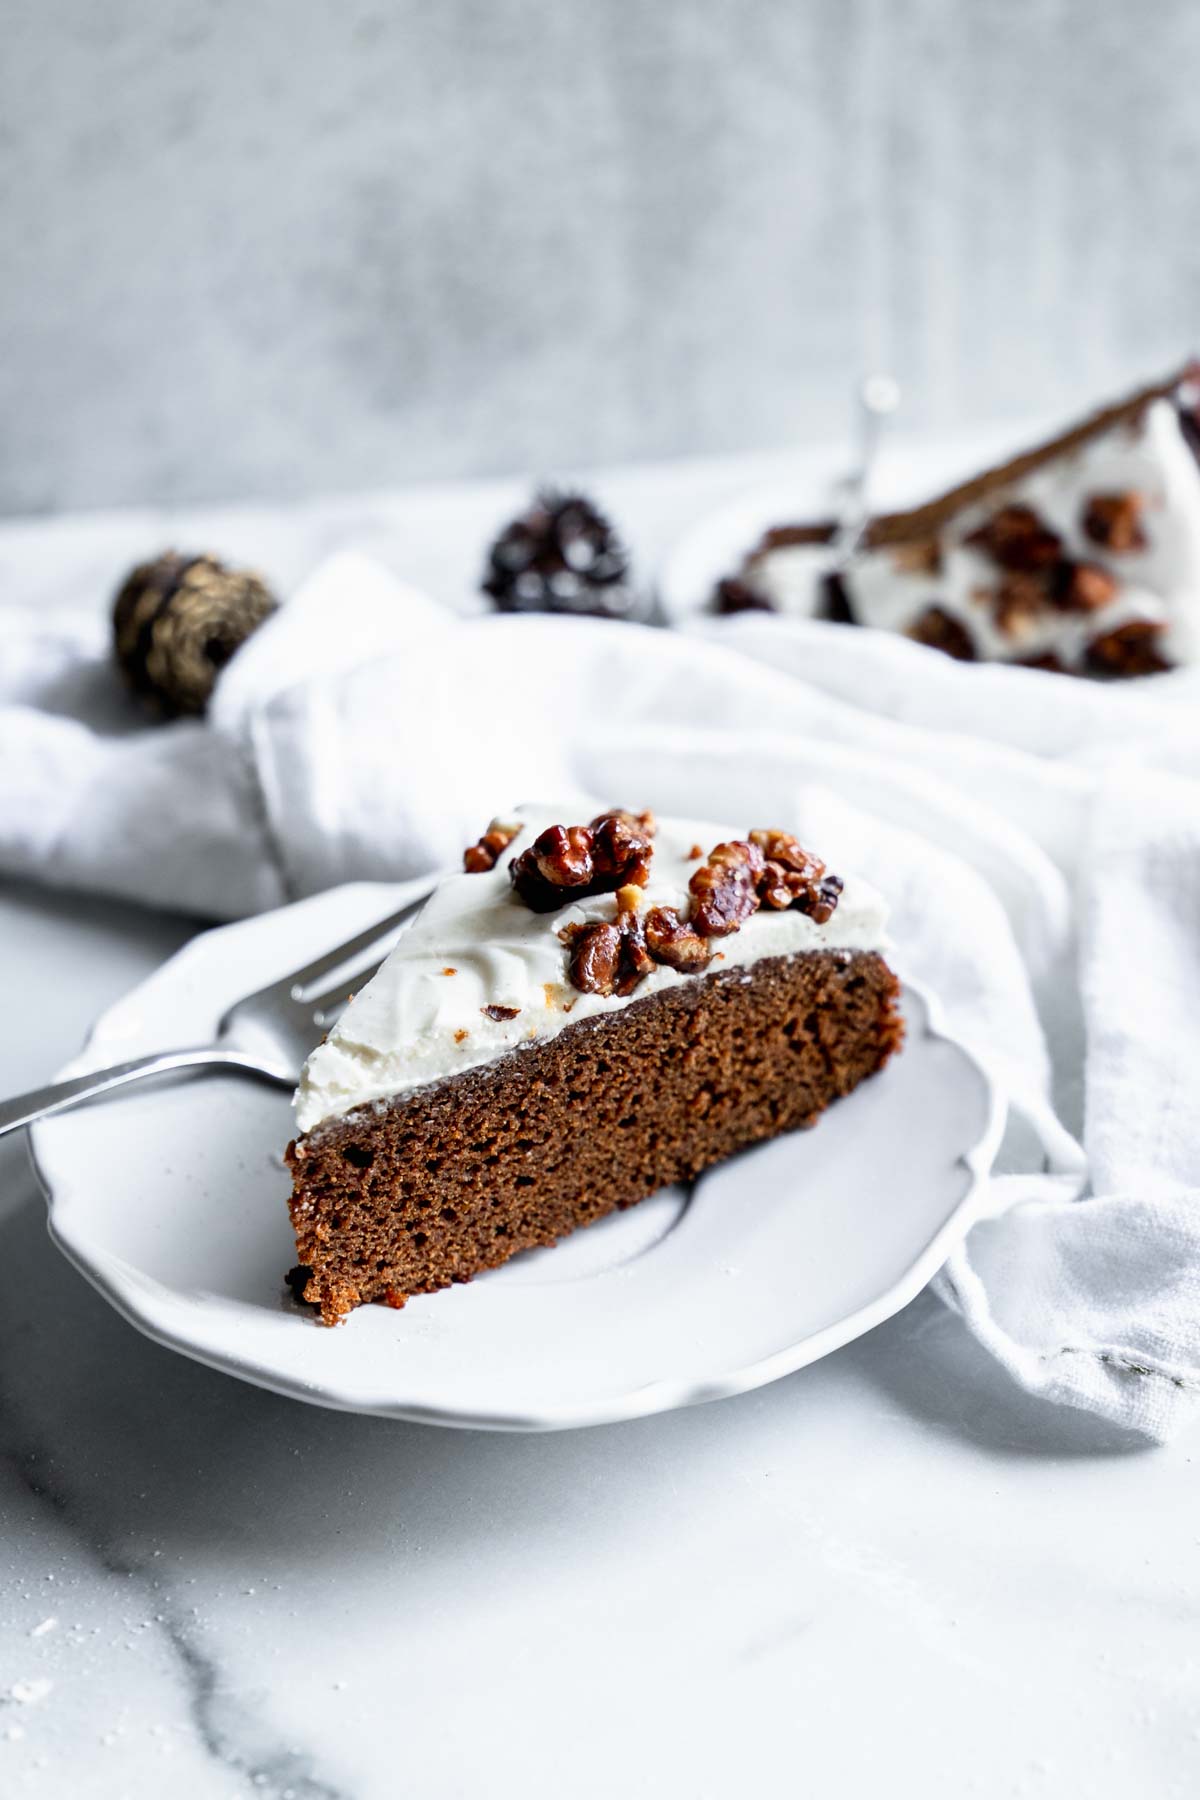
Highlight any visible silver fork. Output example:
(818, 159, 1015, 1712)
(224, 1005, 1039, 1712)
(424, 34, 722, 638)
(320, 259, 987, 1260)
(0, 882, 437, 1139)
(829, 373, 901, 572)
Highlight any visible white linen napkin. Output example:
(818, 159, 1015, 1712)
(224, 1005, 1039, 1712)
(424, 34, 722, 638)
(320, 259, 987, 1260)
(3, 551, 1198, 1444)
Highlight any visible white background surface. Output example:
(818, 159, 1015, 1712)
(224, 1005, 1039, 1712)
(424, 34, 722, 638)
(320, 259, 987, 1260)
(1, 456, 1198, 1797)
(5, 1, 1200, 514)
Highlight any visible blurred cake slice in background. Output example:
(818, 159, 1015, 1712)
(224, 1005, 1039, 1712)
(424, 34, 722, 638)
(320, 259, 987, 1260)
(727, 365, 1200, 676)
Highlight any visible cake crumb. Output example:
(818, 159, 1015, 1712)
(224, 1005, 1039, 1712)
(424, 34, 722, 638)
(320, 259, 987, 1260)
(8, 1679, 52, 1705)
(482, 1004, 520, 1021)
(688, 843, 704, 859)
(441, 966, 457, 976)
(454, 1028, 469, 1043)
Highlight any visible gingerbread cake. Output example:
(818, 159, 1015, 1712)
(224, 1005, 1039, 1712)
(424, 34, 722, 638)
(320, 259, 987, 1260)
(285, 806, 904, 1325)
(720, 365, 1200, 675)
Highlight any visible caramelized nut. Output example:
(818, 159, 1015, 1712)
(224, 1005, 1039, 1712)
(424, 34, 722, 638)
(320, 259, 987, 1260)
(713, 575, 775, 615)
(643, 906, 713, 972)
(966, 504, 1062, 572)
(510, 812, 655, 911)
(590, 812, 654, 887)
(990, 572, 1047, 637)
(463, 821, 521, 873)
(1084, 620, 1172, 678)
(749, 829, 842, 922)
(561, 912, 654, 996)
(907, 606, 977, 661)
(1054, 561, 1118, 613)
(689, 839, 765, 936)
(1081, 492, 1147, 554)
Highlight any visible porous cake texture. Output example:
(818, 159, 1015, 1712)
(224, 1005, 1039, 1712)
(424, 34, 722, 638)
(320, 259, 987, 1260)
(286, 807, 903, 1324)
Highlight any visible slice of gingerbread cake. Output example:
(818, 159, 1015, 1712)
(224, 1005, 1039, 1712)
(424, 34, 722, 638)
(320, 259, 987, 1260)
(721, 364, 1200, 675)
(285, 805, 904, 1325)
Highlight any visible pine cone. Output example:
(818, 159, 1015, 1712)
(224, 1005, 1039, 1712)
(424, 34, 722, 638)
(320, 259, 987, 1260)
(112, 551, 278, 718)
(482, 489, 637, 619)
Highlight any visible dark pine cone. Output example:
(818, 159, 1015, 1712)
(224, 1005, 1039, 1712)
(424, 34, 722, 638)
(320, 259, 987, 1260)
(482, 489, 638, 619)
(113, 551, 278, 718)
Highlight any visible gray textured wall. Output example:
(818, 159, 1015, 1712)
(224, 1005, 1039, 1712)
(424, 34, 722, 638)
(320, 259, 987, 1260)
(4, 0, 1200, 515)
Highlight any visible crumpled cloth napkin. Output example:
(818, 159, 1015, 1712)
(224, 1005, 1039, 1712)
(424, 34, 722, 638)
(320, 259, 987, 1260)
(3, 551, 1199, 1444)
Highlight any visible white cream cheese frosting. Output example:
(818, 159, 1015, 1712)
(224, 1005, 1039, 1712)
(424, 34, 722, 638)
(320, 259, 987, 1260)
(294, 804, 892, 1134)
(751, 396, 1200, 669)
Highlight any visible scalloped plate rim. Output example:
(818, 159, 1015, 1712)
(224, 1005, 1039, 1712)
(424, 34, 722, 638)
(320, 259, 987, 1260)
(29, 887, 1005, 1432)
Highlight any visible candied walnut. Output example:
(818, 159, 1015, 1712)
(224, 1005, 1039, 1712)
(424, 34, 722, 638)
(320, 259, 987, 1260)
(510, 813, 655, 912)
(990, 572, 1047, 638)
(591, 806, 657, 838)
(906, 606, 977, 662)
(689, 839, 765, 937)
(510, 823, 601, 910)
(966, 504, 1063, 572)
(1084, 620, 1172, 678)
(643, 906, 713, 972)
(482, 1004, 521, 1021)
(1082, 492, 1147, 554)
(713, 575, 775, 615)
(1015, 651, 1070, 674)
(748, 829, 841, 921)
(463, 821, 521, 873)
(590, 811, 655, 887)
(561, 913, 653, 997)
(1053, 560, 1118, 613)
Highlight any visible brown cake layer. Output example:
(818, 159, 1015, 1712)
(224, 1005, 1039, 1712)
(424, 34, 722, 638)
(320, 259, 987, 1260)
(285, 949, 904, 1325)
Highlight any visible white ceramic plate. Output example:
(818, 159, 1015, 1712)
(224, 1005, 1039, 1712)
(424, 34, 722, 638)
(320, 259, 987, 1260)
(31, 883, 1003, 1432)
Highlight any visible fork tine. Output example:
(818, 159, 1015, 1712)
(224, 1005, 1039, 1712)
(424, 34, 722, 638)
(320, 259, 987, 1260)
(307, 958, 385, 1018)
(287, 879, 438, 997)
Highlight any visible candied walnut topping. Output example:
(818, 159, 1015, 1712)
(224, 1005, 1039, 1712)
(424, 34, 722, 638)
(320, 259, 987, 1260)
(689, 839, 765, 937)
(558, 819, 845, 997)
(989, 572, 1046, 638)
(510, 810, 655, 912)
(713, 575, 775, 615)
(463, 820, 521, 873)
(966, 504, 1062, 572)
(1053, 560, 1118, 613)
(1084, 620, 1172, 678)
(1082, 492, 1147, 554)
(907, 606, 977, 662)
(1015, 651, 1070, 674)
(643, 906, 712, 972)
(560, 913, 654, 997)
(749, 829, 843, 924)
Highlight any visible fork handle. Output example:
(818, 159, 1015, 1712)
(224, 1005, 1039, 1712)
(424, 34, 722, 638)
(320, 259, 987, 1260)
(0, 1047, 289, 1139)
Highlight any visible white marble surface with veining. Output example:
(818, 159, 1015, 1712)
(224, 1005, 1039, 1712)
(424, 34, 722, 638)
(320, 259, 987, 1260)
(1, 460, 1199, 1798)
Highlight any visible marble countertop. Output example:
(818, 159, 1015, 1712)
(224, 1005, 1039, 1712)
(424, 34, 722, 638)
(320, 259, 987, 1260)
(2, 457, 1198, 1798)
